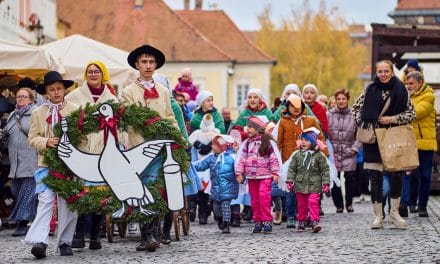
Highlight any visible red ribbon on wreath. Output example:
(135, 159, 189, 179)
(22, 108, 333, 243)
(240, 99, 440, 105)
(97, 106, 125, 144)
(50, 171, 69, 179)
(98, 197, 110, 211)
(144, 116, 162, 126)
(77, 108, 85, 133)
(66, 190, 86, 204)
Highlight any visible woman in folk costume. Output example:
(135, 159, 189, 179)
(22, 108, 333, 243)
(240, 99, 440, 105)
(65, 61, 120, 250)
(231, 88, 274, 141)
(24, 71, 78, 259)
(352, 60, 415, 229)
(302, 84, 329, 137)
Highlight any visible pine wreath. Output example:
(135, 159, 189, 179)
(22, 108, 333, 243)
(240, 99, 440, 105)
(42, 101, 189, 221)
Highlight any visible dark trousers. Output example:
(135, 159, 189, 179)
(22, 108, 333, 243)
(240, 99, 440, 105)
(354, 163, 370, 196)
(74, 213, 102, 240)
(331, 171, 356, 208)
(370, 170, 403, 203)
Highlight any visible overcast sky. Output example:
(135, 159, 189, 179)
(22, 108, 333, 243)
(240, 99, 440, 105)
(164, 0, 397, 30)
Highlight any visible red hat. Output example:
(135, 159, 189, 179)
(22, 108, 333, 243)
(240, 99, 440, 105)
(247, 116, 268, 133)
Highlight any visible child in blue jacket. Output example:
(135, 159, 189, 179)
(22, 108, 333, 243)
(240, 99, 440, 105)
(193, 134, 238, 233)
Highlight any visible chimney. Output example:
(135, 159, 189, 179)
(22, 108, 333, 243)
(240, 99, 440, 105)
(195, 0, 203, 10)
(184, 0, 190, 10)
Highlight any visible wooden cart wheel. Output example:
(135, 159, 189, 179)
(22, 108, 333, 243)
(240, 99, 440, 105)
(105, 215, 114, 243)
(173, 211, 180, 241)
(117, 222, 128, 238)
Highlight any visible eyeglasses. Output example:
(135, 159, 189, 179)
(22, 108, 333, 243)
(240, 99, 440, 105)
(87, 70, 101, 76)
(16, 95, 30, 99)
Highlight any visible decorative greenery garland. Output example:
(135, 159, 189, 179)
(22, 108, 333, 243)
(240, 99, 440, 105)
(43, 101, 188, 222)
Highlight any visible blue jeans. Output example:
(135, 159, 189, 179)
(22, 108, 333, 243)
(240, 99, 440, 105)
(382, 173, 390, 205)
(401, 150, 434, 208)
(285, 190, 297, 219)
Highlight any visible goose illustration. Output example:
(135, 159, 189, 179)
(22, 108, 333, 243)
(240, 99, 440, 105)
(57, 103, 184, 217)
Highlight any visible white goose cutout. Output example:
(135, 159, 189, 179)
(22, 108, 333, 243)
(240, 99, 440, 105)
(57, 103, 185, 217)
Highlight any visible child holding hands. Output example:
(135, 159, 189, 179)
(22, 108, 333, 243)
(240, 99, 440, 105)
(193, 134, 238, 233)
(236, 116, 280, 234)
(287, 128, 329, 233)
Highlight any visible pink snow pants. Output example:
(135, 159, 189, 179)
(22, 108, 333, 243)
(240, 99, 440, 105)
(296, 192, 320, 222)
(248, 178, 273, 222)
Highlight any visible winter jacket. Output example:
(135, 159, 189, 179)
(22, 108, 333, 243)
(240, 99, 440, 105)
(190, 107, 225, 134)
(327, 107, 361, 172)
(235, 135, 280, 180)
(174, 78, 198, 101)
(277, 109, 326, 163)
(411, 83, 437, 151)
(5, 104, 38, 179)
(287, 149, 329, 194)
(193, 148, 238, 201)
(310, 102, 329, 136)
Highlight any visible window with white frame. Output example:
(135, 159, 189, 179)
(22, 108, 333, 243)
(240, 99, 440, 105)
(236, 84, 250, 108)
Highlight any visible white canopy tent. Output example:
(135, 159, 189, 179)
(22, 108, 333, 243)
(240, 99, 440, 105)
(0, 38, 61, 79)
(41, 34, 137, 89)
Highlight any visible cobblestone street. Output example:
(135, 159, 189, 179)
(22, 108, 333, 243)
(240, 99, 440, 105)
(1, 195, 439, 264)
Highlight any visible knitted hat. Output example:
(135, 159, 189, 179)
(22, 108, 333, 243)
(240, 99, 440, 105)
(196, 90, 213, 107)
(281, 84, 300, 99)
(407, 59, 420, 71)
(17, 77, 36, 90)
(212, 134, 234, 152)
(247, 115, 268, 133)
(286, 94, 302, 109)
(181, 67, 192, 78)
(300, 127, 320, 148)
(84, 61, 111, 82)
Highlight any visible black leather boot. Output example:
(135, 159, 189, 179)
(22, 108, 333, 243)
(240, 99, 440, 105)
(162, 212, 172, 245)
(89, 214, 102, 250)
(135, 223, 149, 251)
(144, 219, 160, 252)
(222, 221, 230, 234)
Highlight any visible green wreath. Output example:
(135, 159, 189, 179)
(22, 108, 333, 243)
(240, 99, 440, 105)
(42, 101, 189, 221)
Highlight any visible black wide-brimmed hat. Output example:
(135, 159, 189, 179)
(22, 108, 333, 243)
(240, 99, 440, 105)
(36, 71, 74, 95)
(127, 45, 165, 70)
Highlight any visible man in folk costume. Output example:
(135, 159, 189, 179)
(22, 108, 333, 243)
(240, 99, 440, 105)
(65, 61, 120, 250)
(120, 45, 177, 252)
(24, 71, 79, 259)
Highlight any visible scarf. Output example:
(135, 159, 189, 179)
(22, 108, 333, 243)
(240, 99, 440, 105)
(88, 83, 105, 103)
(361, 76, 407, 127)
(15, 103, 33, 119)
(137, 78, 159, 99)
(43, 101, 64, 128)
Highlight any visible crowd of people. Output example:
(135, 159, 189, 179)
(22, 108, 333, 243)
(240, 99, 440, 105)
(0, 42, 437, 261)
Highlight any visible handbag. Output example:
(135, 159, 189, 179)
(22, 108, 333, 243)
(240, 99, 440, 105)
(375, 124, 419, 172)
(356, 97, 390, 144)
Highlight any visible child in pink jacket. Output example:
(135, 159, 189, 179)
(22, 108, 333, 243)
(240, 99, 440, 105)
(235, 116, 280, 233)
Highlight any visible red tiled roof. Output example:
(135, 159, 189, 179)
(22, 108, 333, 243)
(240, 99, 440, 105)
(177, 10, 275, 64)
(396, 0, 440, 10)
(56, 0, 233, 63)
